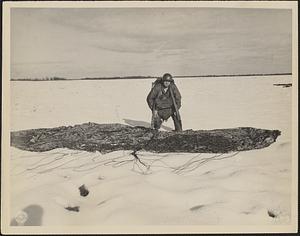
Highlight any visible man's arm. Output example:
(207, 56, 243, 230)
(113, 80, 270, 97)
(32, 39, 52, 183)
(146, 85, 159, 110)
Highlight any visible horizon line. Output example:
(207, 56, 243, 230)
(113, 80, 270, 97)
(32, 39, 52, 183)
(11, 72, 292, 81)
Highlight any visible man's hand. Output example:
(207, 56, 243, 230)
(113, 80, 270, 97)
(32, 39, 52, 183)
(153, 110, 158, 117)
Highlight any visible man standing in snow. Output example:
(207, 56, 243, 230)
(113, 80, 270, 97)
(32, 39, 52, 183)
(147, 73, 182, 132)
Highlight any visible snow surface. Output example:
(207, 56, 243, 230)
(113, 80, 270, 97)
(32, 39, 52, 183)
(10, 75, 292, 226)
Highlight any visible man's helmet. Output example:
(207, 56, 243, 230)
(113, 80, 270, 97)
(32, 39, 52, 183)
(162, 73, 174, 82)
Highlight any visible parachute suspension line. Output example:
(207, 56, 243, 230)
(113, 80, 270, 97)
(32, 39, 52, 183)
(129, 128, 241, 175)
(130, 128, 159, 173)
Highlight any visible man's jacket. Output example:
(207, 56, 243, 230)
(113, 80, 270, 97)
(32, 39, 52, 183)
(147, 82, 181, 111)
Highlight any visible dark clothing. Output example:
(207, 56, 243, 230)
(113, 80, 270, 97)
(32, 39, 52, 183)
(147, 83, 181, 112)
(152, 112, 182, 131)
(147, 82, 182, 131)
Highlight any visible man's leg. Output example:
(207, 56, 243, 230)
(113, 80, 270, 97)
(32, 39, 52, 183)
(153, 115, 163, 130)
(171, 113, 182, 131)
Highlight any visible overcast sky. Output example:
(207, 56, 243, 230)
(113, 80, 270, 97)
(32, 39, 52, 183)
(11, 8, 292, 79)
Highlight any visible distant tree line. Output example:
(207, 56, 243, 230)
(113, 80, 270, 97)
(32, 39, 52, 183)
(81, 76, 155, 80)
(11, 76, 67, 81)
(81, 73, 292, 80)
(173, 72, 292, 78)
(11, 73, 291, 81)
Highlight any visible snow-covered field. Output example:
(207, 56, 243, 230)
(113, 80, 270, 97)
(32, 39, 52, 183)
(9, 75, 294, 228)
